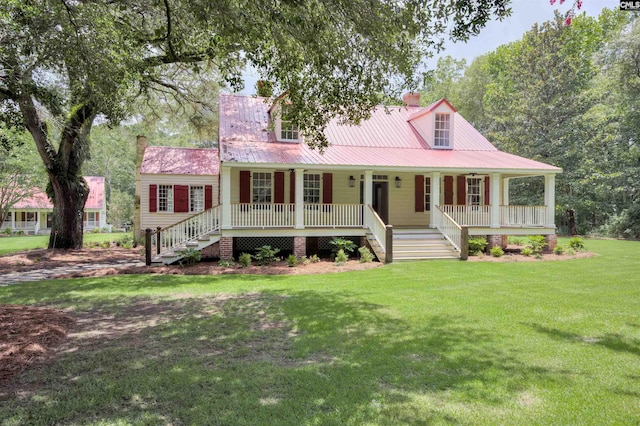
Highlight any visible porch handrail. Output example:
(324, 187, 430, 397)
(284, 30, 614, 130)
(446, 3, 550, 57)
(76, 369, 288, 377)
(434, 206, 462, 252)
(500, 205, 546, 227)
(230, 203, 294, 228)
(304, 203, 364, 228)
(440, 205, 490, 226)
(154, 205, 221, 258)
(365, 205, 387, 252)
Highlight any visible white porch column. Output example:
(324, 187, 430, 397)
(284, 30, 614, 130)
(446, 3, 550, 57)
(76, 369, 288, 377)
(221, 166, 232, 229)
(294, 168, 305, 229)
(502, 177, 510, 206)
(364, 171, 373, 206)
(490, 172, 501, 228)
(430, 172, 441, 228)
(544, 174, 556, 228)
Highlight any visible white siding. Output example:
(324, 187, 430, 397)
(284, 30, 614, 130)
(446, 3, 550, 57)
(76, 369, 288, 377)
(140, 173, 219, 231)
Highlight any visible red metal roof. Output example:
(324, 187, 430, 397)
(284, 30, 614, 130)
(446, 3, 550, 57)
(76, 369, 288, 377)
(140, 146, 219, 175)
(12, 176, 105, 209)
(218, 94, 561, 173)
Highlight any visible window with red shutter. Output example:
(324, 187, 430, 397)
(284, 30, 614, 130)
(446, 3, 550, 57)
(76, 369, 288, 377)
(414, 175, 424, 212)
(149, 184, 157, 212)
(322, 173, 332, 204)
(444, 176, 454, 205)
(205, 185, 213, 209)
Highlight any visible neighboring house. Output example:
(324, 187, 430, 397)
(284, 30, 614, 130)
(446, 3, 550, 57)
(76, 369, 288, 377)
(4, 176, 109, 234)
(137, 92, 561, 264)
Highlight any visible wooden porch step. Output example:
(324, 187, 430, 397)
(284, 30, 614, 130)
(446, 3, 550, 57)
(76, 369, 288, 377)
(392, 229, 459, 261)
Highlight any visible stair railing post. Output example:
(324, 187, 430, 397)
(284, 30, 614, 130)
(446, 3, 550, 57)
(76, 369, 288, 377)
(145, 228, 152, 266)
(385, 225, 393, 263)
(460, 226, 469, 260)
(156, 226, 162, 256)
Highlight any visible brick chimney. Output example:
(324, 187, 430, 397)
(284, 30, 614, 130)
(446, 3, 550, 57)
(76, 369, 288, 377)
(402, 92, 421, 107)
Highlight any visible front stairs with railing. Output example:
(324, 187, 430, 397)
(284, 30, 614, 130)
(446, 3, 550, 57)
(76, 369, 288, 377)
(392, 228, 459, 261)
(155, 232, 221, 265)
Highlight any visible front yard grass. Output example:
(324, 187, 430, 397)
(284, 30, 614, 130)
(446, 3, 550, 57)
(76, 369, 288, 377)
(0, 238, 639, 425)
(0, 233, 129, 256)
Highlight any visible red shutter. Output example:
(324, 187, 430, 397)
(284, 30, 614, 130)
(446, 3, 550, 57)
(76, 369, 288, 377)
(174, 185, 189, 212)
(83, 212, 87, 221)
(95, 212, 99, 221)
(457, 176, 466, 205)
(444, 176, 454, 205)
(149, 184, 157, 212)
(274, 171, 285, 203)
(21, 212, 25, 221)
(414, 175, 424, 212)
(205, 185, 213, 209)
(322, 173, 333, 204)
(239, 171, 251, 203)
(289, 171, 296, 203)
(484, 176, 490, 206)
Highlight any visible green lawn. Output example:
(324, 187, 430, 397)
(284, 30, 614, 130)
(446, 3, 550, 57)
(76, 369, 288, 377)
(0, 233, 129, 255)
(1, 239, 639, 425)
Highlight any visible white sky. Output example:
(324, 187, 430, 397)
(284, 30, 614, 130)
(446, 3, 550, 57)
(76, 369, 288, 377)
(238, 0, 617, 95)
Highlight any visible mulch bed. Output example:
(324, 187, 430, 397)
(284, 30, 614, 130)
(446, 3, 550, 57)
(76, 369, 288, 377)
(0, 306, 75, 385)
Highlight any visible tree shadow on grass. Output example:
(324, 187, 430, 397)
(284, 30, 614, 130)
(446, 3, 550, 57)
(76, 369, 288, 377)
(527, 323, 640, 357)
(2, 291, 571, 425)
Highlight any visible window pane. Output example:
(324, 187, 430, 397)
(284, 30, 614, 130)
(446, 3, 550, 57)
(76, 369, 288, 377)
(304, 174, 320, 204)
(424, 177, 431, 211)
(435, 113, 450, 147)
(253, 172, 272, 203)
(190, 186, 204, 212)
(158, 185, 173, 212)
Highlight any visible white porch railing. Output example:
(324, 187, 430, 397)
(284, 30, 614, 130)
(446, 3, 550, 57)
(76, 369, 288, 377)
(13, 221, 39, 234)
(434, 206, 462, 251)
(231, 203, 294, 228)
(501, 205, 546, 227)
(365, 205, 387, 251)
(440, 205, 490, 226)
(304, 204, 363, 227)
(156, 205, 221, 255)
(440, 205, 547, 227)
(84, 220, 99, 229)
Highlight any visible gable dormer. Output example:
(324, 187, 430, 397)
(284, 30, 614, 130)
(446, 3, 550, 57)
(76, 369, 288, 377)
(268, 93, 303, 143)
(407, 98, 457, 150)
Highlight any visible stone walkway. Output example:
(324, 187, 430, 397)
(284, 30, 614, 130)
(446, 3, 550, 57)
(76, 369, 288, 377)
(0, 259, 145, 286)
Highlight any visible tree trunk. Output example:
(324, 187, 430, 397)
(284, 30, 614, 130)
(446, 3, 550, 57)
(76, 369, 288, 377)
(566, 208, 577, 236)
(47, 175, 89, 249)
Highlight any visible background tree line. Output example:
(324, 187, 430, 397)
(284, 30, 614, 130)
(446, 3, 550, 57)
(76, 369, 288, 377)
(423, 9, 640, 238)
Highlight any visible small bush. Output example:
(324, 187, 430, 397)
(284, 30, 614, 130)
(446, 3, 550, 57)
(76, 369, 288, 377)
(16, 230, 24, 235)
(301, 256, 311, 265)
(2, 227, 11, 235)
(238, 253, 252, 267)
(525, 235, 546, 255)
(92, 227, 101, 233)
(565, 247, 575, 256)
(310, 254, 320, 263)
(335, 249, 348, 265)
(553, 245, 565, 255)
(286, 254, 298, 267)
(358, 246, 374, 263)
(254, 245, 280, 265)
(468, 237, 488, 255)
(100, 241, 111, 249)
(330, 237, 357, 255)
(521, 247, 534, 257)
(490, 246, 504, 257)
(218, 258, 235, 267)
(568, 237, 585, 251)
(179, 248, 202, 267)
(508, 236, 525, 246)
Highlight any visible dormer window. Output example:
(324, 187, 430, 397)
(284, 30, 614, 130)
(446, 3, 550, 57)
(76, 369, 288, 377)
(434, 113, 451, 147)
(279, 105, 299, 141)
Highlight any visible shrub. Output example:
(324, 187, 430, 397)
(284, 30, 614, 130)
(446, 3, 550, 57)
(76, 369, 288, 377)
(330, 237, 357, 255)
(254, 245, 280, 265)
(16, 230, 24, 235)
(521, 247, 534, 257)
(508, 236, 525, 246)
(100, 241, 111, 249)
(218, 258, 236, 267)
(286, 254, 298, 267)
(468, 237, 488, 255)
(2, 227, 11, 235)
(179, 248, 202, 267)
(301, 256, 311, 265)
(553, 245, 565, 255)
(92, 227, 101, 233)
(490, 246, 504, 257)
(358, 246, 374, 263)
(565, 247, 576, 256)
(335, 249, 348, 265)
(525, 235, 546, 255)
(238, 253, 252, 267)
(568, 237, 585, 251)
(309, 254, 320, 263)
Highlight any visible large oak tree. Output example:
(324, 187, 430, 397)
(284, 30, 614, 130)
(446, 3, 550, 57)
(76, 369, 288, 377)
(0, 0, 511, 248)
